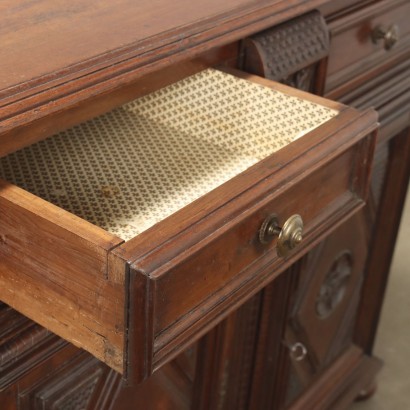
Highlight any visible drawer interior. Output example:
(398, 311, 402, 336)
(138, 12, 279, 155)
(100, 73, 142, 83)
(0, 69, 338, 240)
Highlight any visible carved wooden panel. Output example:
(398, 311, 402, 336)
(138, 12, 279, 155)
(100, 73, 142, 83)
(18, 353, 107, 410)
(248, 264, 300, 410)
(0, 302, 198, 410)
(108, 357, 196, 410)
(0, 304, 67, 392)
(242, 11, 329, 92)
(284, 211, 369, 402)
(193, 294, 262, 410)
(315, 251, 353, 319)
(86, 341, 199, 409)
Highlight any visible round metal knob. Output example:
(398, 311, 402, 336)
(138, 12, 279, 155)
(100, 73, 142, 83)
(259, 214, 304, 257)
(371, 24, 399, 50)
(289, 342, 308, 362)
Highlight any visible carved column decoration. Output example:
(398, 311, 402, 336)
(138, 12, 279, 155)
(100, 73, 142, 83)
(241, 11, 330, 93)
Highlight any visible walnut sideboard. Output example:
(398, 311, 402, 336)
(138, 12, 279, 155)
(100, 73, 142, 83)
(0, 1, 409, 409)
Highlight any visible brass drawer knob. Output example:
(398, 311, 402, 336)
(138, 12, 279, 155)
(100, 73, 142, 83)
(371, 24, 399, 50)
(259, 214, 304, 257)
(289, 342, 308, 362)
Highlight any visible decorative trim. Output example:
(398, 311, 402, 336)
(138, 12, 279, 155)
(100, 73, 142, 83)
(0, 304, 66, 390)
(18, 354, 106, 410)
(242, 11, 329, 82)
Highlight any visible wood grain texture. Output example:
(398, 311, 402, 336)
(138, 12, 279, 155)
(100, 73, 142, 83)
(242, 11, 329, 81)
(126, 102, 377, 383)
(153, 150, 356, 332)
(1, 0, 250, 94)
(0, 342, 81, 408)
(0, 304, 67, 391)
(192, 295, 262, 410)
(327, 54, 410, 144)
(320, 0, 378, 18)
(18, 353, 107, 410)
(248, 265, 300, 409)
(0, 0, 402, 406)
(284, 211, 369, 401)
(0, 0, 328, 97)
(355, 128, 410, 352)
(288, 346, 382, 410)
(325, 0, 410, 94)
(0, 180, 125, 372)
(0, 0, 328, 154)
(0, 44, 239, 158)
(0, 320, 199, 410)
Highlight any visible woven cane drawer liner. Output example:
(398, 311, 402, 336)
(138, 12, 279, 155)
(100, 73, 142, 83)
(0, 69, 337, 240)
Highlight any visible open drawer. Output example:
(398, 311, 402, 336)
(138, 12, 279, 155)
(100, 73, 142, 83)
(0, 68, 377, 384)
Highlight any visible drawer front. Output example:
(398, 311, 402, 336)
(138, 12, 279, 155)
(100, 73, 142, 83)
(154, 150, 359, 333)
(326, 0, 410, 94)
(331, 58, 410, 143)
(126, 108, 377, 382)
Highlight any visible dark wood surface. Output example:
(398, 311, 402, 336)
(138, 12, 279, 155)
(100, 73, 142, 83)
(284, 212, 370, 401)
(1, 0, 255, 93)
(0, 0, 328, 158)
(0, 0, 409, 408)
(0, 0, 327, 98)
(355, 128, 410, 352)
(241, 10, 329, 84)
(0, 180, 125, 372)
(288, 346, 382, 410)
(0, 65, 377, 381)
(248, 265, 300, 409)
(127, 121, 377, 382)
(325, 0, 410, 94)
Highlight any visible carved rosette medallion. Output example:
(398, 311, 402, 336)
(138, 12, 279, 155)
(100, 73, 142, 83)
(316, 251, 353, 319)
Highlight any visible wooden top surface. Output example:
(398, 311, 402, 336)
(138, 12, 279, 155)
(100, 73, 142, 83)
(2, 0, 254, 94)
(0, 0, 327, 140)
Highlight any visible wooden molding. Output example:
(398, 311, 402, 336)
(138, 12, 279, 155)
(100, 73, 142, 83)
(242, 11, 329, 82)
(0, 304, 67, 390)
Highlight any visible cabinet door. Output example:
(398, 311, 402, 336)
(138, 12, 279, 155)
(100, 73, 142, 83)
(284, 212, 368, 403)
(0, 295, 263, 410)
(248, 212, 383, 409)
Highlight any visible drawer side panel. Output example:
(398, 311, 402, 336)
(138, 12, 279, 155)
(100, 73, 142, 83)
(0, 181, 125, 372)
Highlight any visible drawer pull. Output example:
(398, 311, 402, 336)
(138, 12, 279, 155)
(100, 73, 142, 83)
(371, 24, 399, 50)
(259, 214, 303, 257)
(289, 342, 308, 362)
